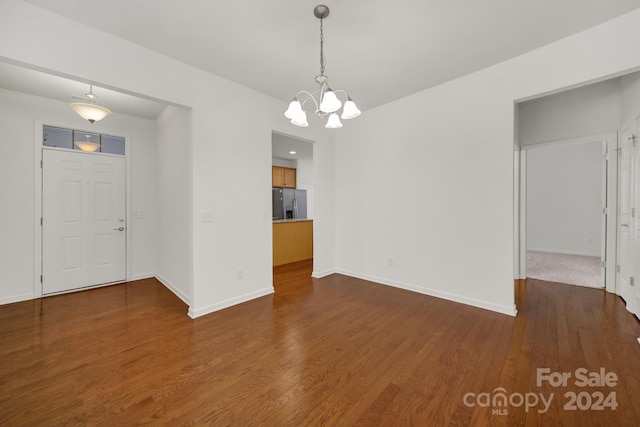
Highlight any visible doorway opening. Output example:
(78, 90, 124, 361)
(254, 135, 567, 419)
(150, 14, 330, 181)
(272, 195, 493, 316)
(271, 132, 315, 274)
(41, 133, 127, 295)
(514, 76, 622, 291)
(515, 71, 640, 325)
(522, 137, 609, 288)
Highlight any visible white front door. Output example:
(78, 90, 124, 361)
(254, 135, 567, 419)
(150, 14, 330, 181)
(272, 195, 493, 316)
(616, 126, 635, 313)
(42, 149, 126, 294)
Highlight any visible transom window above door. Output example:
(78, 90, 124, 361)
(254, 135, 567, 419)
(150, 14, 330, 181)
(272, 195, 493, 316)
(43, 125, 125, 155)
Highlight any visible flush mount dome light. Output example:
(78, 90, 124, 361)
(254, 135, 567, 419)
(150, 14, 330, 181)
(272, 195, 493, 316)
(284, 5, 361, 129)
(69, 85, 112, 124)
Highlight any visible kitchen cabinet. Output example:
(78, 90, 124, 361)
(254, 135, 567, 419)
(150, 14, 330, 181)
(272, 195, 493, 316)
(272, 166, 296, 188)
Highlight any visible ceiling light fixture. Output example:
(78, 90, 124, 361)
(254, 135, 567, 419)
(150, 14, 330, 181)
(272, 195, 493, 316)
(284, 5, 361, 128)
(69, 85, 112, 124)
(74, 134, 100, 152)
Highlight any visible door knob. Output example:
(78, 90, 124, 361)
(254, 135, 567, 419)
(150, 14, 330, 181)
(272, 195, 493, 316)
(113, 227, 125, 231)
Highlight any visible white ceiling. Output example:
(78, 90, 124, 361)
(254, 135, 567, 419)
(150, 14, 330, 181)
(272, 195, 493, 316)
(7, 0, 640, 116)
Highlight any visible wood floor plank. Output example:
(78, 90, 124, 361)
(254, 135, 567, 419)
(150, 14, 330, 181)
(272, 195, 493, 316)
(1, 267, 640, 425)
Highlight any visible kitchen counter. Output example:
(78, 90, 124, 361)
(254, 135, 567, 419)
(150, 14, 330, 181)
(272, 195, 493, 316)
(273, 220, 313, 266)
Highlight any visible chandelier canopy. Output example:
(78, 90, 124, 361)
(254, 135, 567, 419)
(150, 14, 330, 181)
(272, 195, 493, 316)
(284, 5, 361, 128)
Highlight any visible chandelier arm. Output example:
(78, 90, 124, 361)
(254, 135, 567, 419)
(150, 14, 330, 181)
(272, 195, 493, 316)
(296, 90, 320, 111)
(333, 89, 351, 100)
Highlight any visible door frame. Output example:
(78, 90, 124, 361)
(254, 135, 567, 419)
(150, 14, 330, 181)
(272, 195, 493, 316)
(33, 121, 133, 298)
(616, 119, 640, 311)
(516, 133, 618, 292)
(633, 115, 640, 313)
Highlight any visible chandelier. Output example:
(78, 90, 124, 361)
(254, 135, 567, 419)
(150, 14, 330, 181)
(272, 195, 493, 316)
(284, 5, 361, 128)
(69, 85, 112, 124)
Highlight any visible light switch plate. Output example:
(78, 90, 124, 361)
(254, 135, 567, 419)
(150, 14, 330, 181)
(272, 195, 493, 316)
(201, 211, 214, 223)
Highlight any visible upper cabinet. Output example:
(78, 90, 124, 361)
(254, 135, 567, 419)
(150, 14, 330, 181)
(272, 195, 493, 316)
(272, 166, 296, 188)
(284, 168, 296, 188)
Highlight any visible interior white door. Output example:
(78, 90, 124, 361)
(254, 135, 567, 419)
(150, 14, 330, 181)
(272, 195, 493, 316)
(616, 126, 635, 313)
(42, 149, 126, 294)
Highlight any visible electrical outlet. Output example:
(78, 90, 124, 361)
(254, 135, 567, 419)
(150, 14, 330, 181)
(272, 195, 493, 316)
(388, 257, 394, 267)
(237, 268, 244, 279)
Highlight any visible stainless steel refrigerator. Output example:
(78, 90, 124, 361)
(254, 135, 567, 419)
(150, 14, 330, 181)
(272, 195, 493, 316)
(272, 188, 307, 220)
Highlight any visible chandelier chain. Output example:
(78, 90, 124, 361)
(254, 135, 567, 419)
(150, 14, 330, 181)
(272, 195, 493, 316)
(319, 17, 325, 76)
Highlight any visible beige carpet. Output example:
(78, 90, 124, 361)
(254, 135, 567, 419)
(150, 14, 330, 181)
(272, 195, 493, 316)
(526, 251, 603, 288)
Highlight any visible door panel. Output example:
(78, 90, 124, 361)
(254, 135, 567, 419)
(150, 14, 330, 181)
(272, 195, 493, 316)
(43, 149, 126, 294)
(63, 236, 81, 270)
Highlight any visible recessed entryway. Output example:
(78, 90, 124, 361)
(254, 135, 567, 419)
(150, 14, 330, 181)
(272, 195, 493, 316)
(42, 134, 127, 294)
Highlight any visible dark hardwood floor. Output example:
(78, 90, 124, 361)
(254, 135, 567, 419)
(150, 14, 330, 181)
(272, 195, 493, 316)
(1, 260, 640, 426)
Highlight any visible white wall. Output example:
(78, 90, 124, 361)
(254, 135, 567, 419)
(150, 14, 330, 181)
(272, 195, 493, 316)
(526, 142, 602, 256)
(335, 8, 640, 316)
(155, 106, 191, 304)
(0, 0, 336, 317)
(0, 92, 37, 304)
(518, 78, 621, 146)
(620, 72, 640, 125)
(335, 77, 519, 315)
(0, 87, 156, 304)
(296, 155, 314, 220)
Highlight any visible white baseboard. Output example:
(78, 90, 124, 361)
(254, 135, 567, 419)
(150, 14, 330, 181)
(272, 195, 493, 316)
(335, 269, 517, 317)
(129, 273, 155, 281)
(312, 269, 336, 279)
(155, 274, 191, 306)
(188, 286, 274, 319)
(527, 248, 600, 258)
(0, 292, 35, 306)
